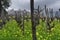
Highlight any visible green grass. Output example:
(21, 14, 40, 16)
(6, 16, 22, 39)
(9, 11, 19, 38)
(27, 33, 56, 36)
(0, 19, 60, 40)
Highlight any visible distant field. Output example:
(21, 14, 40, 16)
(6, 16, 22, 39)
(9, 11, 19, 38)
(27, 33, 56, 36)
(0, 19, 60, 40)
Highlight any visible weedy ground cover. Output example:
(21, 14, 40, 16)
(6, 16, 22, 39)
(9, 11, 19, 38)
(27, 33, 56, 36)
(0, 19, 60, 40)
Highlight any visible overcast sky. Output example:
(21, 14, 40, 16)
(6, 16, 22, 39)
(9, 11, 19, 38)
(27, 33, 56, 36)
(8, 0, 60, 11)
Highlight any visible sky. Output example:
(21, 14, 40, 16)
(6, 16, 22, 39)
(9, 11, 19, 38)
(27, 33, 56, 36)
(8, 0, 60, 11)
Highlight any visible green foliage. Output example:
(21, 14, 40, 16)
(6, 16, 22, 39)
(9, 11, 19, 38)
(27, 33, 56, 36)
(0, 20, 22, 40)
(0, 19, 60, 40)
(36, 19, 60, 40)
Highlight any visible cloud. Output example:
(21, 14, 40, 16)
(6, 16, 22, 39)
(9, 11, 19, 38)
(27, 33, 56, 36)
(9, 0, 30, 10)
(8, 0, 60, 11)
(48, 0, 60, 11)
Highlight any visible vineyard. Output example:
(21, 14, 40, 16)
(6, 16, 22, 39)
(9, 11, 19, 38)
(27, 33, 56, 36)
(0, 19, 60, 40)
(0, 0, 60, 40)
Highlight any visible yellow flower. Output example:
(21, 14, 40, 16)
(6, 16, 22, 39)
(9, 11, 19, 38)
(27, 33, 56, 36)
(40, 35, 43, 38)
(30, 34, 32, 37)
(17, 31, 19, 34)
(19, 29, 21, 32)
(36, 32, 39, 36)
(51, 28, 54, 31)
(48, 34, 52, 37)
(46, 37, 48, 39)
(27, 32, 29, 34)
(38, 38, 40, 40)
(43, 39, 46, 40)
(4, 30, 6, 32)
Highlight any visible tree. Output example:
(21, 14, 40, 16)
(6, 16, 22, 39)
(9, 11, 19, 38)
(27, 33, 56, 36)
(0, 0, 10, 17)
(0, 0, 10, 28)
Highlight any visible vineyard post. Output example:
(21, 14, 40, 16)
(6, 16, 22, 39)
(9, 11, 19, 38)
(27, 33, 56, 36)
(50, 9, 54, 29)
(26, 12, 29, 21)
(50, 9, 54, 21)
(2, 9, 6, 24)
(45, 5, 49, 30)
(45, 5, 47, 31)
(0, 9, 6, 28)
(45, 5, 52, 30)
(34, 5, 40, 25)
(15, 11, 17, 21)
(37, 5, 40, 24)
(30, 0, 36, 40)
(59, 9, 60, 22)
(6, 13, 9, 21)
(25, 10, 29, 21)
(22, 11, 25, 35)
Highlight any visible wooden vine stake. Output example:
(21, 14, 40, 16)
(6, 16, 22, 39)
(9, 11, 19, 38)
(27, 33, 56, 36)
(30, 0, 36, 40)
